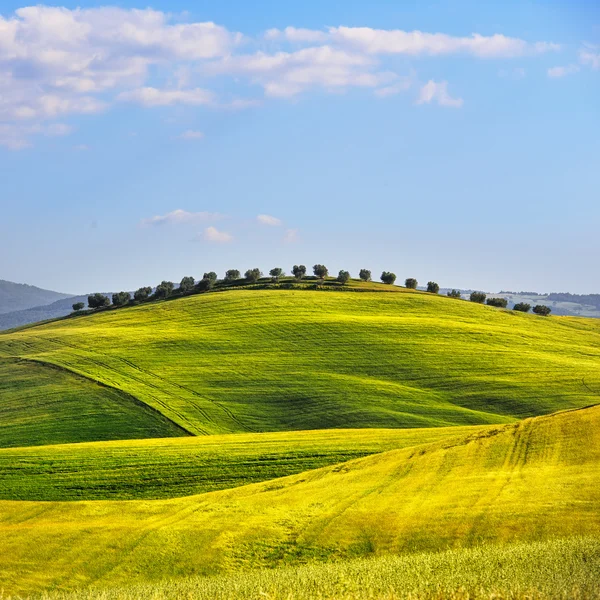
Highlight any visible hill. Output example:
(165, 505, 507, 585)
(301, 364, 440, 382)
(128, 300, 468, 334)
(1, 403, 598, 596)
(1, 283, 599, 443)
(0, 279, 71, 315)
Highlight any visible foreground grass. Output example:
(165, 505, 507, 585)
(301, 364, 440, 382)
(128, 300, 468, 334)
(0, 426, 481, 500)
(0, 358, 186, 448)
(1, 404, 598, 596)
(29, 537, 600, 600)
(2, 287, 600, 439)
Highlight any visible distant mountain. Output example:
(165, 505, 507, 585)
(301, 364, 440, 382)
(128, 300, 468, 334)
(0, 280, 72, 315)
(0, 295, 86, 331)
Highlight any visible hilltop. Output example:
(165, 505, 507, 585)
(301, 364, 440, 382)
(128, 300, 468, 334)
(1, 281, 599, 446)
(0, 279, 71, 315)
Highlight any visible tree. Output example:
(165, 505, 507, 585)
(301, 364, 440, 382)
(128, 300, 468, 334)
(72, 302, 85, 312)
(224, 269, 240, 283)
(513, 302, 531, 313)
(337, 270, 350, 284)
(359, 269, 372, 282)
(203, 272, 218, 283)
(245, 268, 262, 283)
(427, 281, 440, 294)
(155, 281, 174, 299)
(486, 297, 508, 308)
(405, 278, 418, 289)
(292, 265, 306, 280)
(112, 291, 131, 306)
(470, 291, 487, 304)
(533, 304, 552, 316)
(179, 276, 195, 293)
(88, 293, 110, 309)
(196, 277, 214, 291)
(313, 264, 328, 279)
(134, 287, 152, 302)
(270, 267, 284, 282)
(447, 289, 462, 299)
(380, 271, 397, 285)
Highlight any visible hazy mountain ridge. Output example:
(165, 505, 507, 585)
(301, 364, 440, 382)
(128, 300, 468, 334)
(0, 280, 71, 315)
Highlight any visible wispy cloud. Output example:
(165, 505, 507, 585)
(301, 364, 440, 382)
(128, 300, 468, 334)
(141, 209, 222, 227)
(579, 47, 600, 70)
(118, 87, 214, 107)
(416, 80, 463, 108)
(257, 214, 282, 226)
(177, 130, 204, 140)
(203, 226, 233, 243)
(283, 228, 299, 243)
(547, 64, 580, 78)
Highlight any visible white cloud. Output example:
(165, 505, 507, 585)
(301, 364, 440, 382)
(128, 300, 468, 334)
(329, 27, 559, 58)
(579, 48, 600, 70)
(177, 130, 204, 140)
(416, 80, 463, 108)
(283, 228, 299, 243)
(141, 209, 222, 227)
(547, 64, 580, 78)
(265, 27, 328, 44)
(257, 214, 282, 226)
(118, 87, 214, 107)
(203, 226, 233, 243)
(374, 73, 415, 97)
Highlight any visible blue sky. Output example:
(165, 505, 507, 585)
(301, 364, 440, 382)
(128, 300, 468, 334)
(1, 0, 599, 294)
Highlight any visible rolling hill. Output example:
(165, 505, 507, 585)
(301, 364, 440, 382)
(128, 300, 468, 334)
(1, 402, 598, 596)
(0, 279, 71, 315)
(1, 283, 599, 444)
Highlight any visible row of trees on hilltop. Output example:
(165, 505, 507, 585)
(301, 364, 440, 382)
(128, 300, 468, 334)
(74, 265, 550, 316)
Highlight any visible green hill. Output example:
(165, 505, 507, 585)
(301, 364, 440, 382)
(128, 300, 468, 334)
(2, 403, 598, 596)
(1, 284, 599, 443)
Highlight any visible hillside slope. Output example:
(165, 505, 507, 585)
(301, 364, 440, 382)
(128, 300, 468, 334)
(2, 403, 598, 596)
(0, 279, 71, 314)
(1, 286, 600, 437)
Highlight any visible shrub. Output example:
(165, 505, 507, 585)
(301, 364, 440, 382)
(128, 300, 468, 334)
(179, 276, 195, 293)
(134, 287, 152, 302)
(224, 270, 240, 282)
(88, 293, 110, 309)
(359, 269, 371, 282)
(292, 265, 306, 280)
(196, 278, 214, 292)
(405, 278, 418, 289)
(313, 264, 329, 279)
(470, 291, 487, 304)
(155, 281, 174, 299)
(337, 270, 350, 285)
(447, 289, 462, 299)
(487, 297, 508, 308)
(72, 302, 85, 312)
(112, 291, 131, 306)
(203, 272, 218, 283)
(533, 305, 552, 316)
(381, 272, 397, 285)
(427, 281, 440, 294)
(269, 268, 284, 282)
(513, 302, 531, 313)
(245, 268, 262, 283)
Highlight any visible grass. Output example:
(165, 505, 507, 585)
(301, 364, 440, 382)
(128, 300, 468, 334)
(29, 536, 600, 600)
(1, 283, 600, 439)
(0, 357, 186, 448)
(1, 403, 598, 596)
(0, 426, 482, 500)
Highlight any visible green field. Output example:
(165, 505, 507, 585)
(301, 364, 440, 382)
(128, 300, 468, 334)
(0, 426, 479, 500)
(1, 403, 599, 596)
(35, 537, 600, 600)
(1, 284, 599, 441)
(1, 283, 600, 598)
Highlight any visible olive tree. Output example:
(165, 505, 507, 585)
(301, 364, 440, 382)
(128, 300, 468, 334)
(203, 272, 218, 283)
(513, 302, 531, 313)
(427, 281, 440, 294)
(224, 269, 240, 282)
(447, 289, 462, 299)
(245, 268, 262, 283)
(359, 269, 371, 282)
(134, 287, 152, 302)
(405, 278, 418, 289)
(112, 291, 131, 306)
(313, 264, 329, 279)
(470, 291, 487, 304)
(533, 305, 552, 316)
(88, 293, 110, 309)
(337, 270, 350, 284)
(179, 276, 195, 293)
(292, 265, 306, 280)
(270, 267, 284, 282)
(155, 281, 174, 299)
(486, 297, 508, 308)
(380, 272, 397, 285)
(72, 302, 85, 312)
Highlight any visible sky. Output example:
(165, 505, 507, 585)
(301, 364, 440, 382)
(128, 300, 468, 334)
(1, 0, 599, 295)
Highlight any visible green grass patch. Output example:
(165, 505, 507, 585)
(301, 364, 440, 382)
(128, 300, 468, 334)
(1, 404, 598, 596)
(2, 288, 600, 438)
(0, 426, 479, 500)
(0, 358, 187, 448)
(29, 536, 600, 600)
